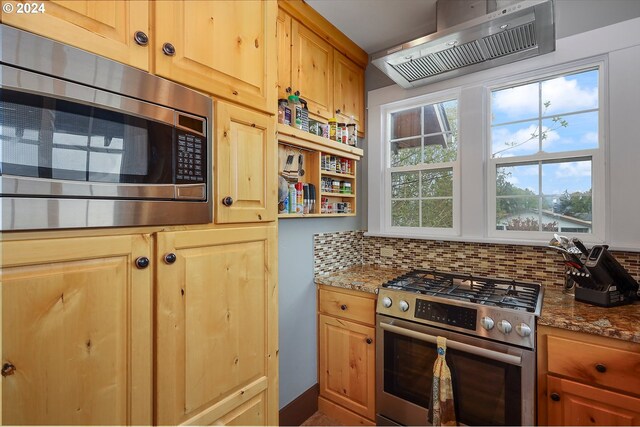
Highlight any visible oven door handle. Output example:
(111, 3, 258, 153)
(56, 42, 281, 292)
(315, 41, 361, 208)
(379, 322, 523, 366)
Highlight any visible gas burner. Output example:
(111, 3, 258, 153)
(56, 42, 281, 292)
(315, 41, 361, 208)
(382, 270, 540, 312)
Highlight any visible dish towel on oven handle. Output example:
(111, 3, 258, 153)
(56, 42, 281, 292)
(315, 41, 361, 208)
(431, 336, 457, 426)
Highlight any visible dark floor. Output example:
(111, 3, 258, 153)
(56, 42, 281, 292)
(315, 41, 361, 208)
(300, 411, 341, 426)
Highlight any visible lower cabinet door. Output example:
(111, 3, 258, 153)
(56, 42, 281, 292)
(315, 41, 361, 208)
(155, 226, 277, 426)
(318, 314, 375, 420)
(1, 234, 153, 425)
(547, 376, 640, 426)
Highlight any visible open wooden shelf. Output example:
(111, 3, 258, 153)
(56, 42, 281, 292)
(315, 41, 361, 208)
(277, 123, 362, 219)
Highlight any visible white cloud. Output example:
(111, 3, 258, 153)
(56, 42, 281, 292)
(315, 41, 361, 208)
(555, 161, 591, 178)
(493, 75, 598, 121)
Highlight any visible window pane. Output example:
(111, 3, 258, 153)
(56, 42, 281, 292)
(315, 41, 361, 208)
(424, 100, 457, 134)
(496, 164, 538, 196)
(491, 120, 540, 158)
(423, 133, 457, 163)
(543, 195, 592, 233)
(422, 199, 453, 228)
(541, 69, 598, 116)
(391, 107, 420, 139)
(491, 81, 539, 125)
(392, 200, 419, 227)
(541, 112, 598, 153)
(497, 198, 552, 231)
(391, 171, 419, 198)
(391, 137, 421, 167)
(541, 160, 591, 195)
(421, 169, 453, 197)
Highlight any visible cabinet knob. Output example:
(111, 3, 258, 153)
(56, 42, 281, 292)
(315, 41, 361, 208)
(162, 42, 176, 56)
(335, 109, 341, 115)
(595, 363, 607, 373)
(164, 253, 177, 265)
(286, 87, 292, 94)
(340, 304, 347, 311)
(222, 196, 234, 207)
(135, 256, 150, 269)
(366, 338, 373, 345)
(134, 31, 149, 46)
(2, 363, 16, 377)
(550, 392, 560, 402)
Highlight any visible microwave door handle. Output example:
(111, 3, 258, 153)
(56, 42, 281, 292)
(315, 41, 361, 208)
(379, 322, 522, 366)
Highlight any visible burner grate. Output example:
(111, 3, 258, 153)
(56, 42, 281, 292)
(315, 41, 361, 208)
(382, 269, 541, 312)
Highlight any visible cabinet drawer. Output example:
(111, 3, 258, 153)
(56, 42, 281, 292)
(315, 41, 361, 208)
(547, 335, 640, 396)
(319, 289, 375, 325)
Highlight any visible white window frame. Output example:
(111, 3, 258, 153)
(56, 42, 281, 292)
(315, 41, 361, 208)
(381, 89, 461, 237)
(486, 61, 606, 242)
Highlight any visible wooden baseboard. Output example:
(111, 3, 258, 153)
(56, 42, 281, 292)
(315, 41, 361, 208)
(318, 396, 375, 426)
(279, 384, 319, 426)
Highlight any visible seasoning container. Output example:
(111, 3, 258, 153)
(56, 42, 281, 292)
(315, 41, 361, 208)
(278, 98, 291, 125)
(328, 118, 338, 141)
(288, 94, 302, 129)
(295, 182, 303, 213)
(339, 123, 348, 144)
(341, 182, 352, 194)
(341, 159, 348, 174)
(309, 119, 320, 136)
(299, 98, 310, 132)
(331, 179, 340, 193)
(344, 202, 352, 213)
(330, 156, 337, 172)
(320, 123, 329, 139)
(336, 159, 342, 174)
(347, 123, 357, 146)
(288, 184, 296, 214)
(323, 154, 331, 171)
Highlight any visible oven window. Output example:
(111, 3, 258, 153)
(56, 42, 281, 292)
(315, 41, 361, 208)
(0, 89, 173, 184)
(384, 331, 522, 425)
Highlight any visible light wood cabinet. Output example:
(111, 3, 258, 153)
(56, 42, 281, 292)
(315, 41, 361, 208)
(1, 234, 153, 425)
(155, 226, 278, 426)
(317, 286, 376, 424)
(291, 20, 334, 120)
(1, 0, 149, 70)
(537, 326, 640, 426)
(277, 4, 367, 136)
(334, 50, 365, 134)
(215, 100, 277, 224)
(153, 0, 276, 114)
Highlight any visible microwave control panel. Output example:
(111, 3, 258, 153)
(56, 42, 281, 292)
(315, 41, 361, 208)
(176, 132, 205, 183)
(414, 299, 477, 331)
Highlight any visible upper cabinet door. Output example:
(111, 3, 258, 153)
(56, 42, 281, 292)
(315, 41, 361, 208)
(1, 0, 149, 70)
(153, 1, 276, 114)
(215, 100, 276, 224)
(276, 9, 292, 100)
(1, 234, 153, 425)
(334, 50, 365, 135)
(291, 20, 334, 120)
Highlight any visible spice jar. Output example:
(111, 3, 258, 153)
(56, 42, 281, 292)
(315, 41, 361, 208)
(278, 98, 290, 125)
(328, 118, 338, 141)
(331, 179, 340, 193)
(339, 123, 348, 144)
(347, 123, 357, 146)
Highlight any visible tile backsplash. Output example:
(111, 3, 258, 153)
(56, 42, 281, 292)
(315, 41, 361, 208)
(314, 231, 640, 287)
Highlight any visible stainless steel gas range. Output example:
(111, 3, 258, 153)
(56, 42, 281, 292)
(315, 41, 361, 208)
(375, 270, 544, 426)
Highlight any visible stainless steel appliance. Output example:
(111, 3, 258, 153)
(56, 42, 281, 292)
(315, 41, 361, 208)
(376, 270, 544, 426)
(0, 25, 212, 230)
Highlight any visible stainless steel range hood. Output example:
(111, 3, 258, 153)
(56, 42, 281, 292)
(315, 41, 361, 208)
(371, 0, 555, 88)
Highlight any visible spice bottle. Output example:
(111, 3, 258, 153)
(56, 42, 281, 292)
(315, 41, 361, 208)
(328, 117, 338, 141)
(339, 123, 348, 144)
(288, 95, 302, 129)
(278, 98, 291, 125)
(347, 123, 357, 146)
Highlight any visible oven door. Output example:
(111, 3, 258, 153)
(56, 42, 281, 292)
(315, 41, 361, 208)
(376, 314, 535, 426)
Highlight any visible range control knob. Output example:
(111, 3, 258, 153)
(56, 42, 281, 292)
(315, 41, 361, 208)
(382, 296, 393, 308)
(398, 300, 410, 312)
(480, 316, 495, 330)
(497, 320, 512, 334)
(516, 322, 532, 337)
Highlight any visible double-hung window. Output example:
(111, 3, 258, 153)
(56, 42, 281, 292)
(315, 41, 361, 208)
(385, 95, 459, 235)
(488, 66, 604, 239)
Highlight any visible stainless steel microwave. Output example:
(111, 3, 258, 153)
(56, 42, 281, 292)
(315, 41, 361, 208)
(0, 25, 212, 231)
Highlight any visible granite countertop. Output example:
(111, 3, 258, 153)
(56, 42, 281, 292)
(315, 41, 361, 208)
(539, 286, 640, 343)
(315, 264, 640, 344)
(315, 265, 408, 294)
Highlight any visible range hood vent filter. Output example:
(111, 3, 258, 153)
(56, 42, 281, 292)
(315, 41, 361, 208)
(372, 0, 555, 88)
(484, 22, 536, 58)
